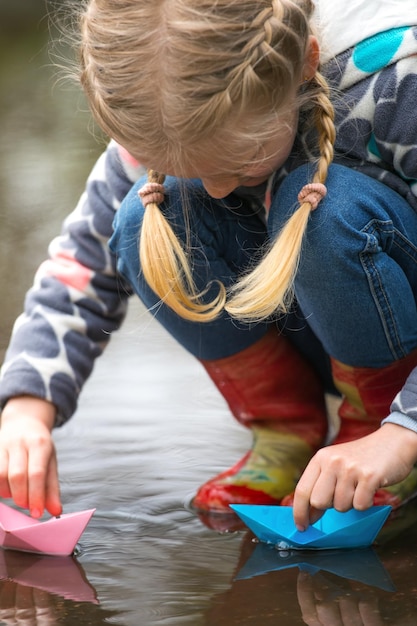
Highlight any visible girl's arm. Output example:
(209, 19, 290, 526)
(0, 141, 145, 423)
(0, 141, 145, 515)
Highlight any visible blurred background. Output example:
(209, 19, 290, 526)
(0, 0, 104, 358)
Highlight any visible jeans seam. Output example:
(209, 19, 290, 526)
(360, 250, 404, 359)
(360, 221, 408, 359)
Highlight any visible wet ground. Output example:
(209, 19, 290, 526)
(2, 3, 417, 625)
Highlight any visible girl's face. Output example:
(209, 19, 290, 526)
(193, 121, 297, 199)
(164, 109, 299, 199)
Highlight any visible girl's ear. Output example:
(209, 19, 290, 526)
(303, 35, 320, 81)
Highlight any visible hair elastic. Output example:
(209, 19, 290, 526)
(138, 182, 165, 207)
(298, 182, 327, 210)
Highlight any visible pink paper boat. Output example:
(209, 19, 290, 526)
(0, 503, 95, 556)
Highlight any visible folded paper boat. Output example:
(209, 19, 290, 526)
(0, 503, 95, 556)
(230, 504, 392, 550)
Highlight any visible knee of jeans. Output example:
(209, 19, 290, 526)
(269, 165, 336, 271)
(270, 164, 374, 264)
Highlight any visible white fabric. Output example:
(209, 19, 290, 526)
(313, 0, 417, 62)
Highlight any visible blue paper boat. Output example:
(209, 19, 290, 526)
(230, 505, 392, 550)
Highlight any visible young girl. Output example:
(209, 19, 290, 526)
(1, 0, 417, 532)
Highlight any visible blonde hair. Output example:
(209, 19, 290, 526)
(79, 0, 335, 323)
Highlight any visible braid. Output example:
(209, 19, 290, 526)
(225, 72, 336, 322)
(227, 1, 309, 108)
(139, 171, 227, 321)
(311, 72, 335, 183)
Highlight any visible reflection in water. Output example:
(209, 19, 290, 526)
(235, 543, 395, 592)
(0, 580, 116, 626)
(0, 540, 117, 626)
(3, 3, 417, 626)
(0, 550, 98, 603)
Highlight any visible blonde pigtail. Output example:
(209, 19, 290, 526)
(225, 197, 312, 320)
(225, 71, 335, 323)
(139, 170, 227, 321)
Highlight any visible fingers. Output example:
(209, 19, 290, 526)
(7, 443, 30, 510)
(293, 445, 381, 531)
(45, 455, 62, 517)
(352, 477, 379, 512)
(0, 449, 12, 499)
(293, 458, 324, 531)
(0, 400, 60, 518)
(0, 438, 61, 518)
(26, 442, 55, 518)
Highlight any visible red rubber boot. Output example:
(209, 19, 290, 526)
(192, 328, 328, 517)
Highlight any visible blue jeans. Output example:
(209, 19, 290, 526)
(110, 164, 417, 378)
(272, 164, 417, 367)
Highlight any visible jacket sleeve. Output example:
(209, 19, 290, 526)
(0, 141, 146, 425)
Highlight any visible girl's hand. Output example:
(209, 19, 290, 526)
(293, 423, 417, 531)
(0, 397, 61, 518)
